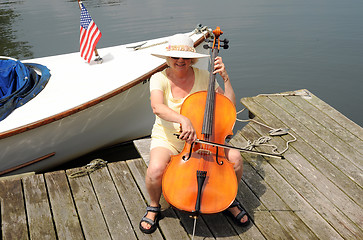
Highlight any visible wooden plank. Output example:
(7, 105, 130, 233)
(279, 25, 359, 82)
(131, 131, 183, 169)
(250, 96, 363, 223)
(202, 213, 243, 240)
(108, 160, 163, 239)
(246, 96, 363, 187)
(232, 181, 267, 240)
(244, 210, 293, 240)
(289, 95, 363, 155)
(44, 170, 84, 240)
(0, 179, 29, 240)
(268, 95, 362, 166)
(0, 172, 35, 181)
(234, 99, 363, 239)
(22, 174, 57, 240)
(241, 98, 363, 207)
(307, 90, 363, 139)
(66, 168, 111, 240)
(238, 147, 319, 240)
(223, 166, 289, 240)
(242, 162, 318, 240)
(133, 138, 151, 166)
(88, 166, 137, 240)
(231, 126, 345, 240)
(175, 212, 215, 240)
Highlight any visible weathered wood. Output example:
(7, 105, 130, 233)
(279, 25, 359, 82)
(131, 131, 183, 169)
(0, 172, 35, 181)
(44, 170, 84, 240)
(133, 138, 151, 165)
(232, 128, 345, 240)
(66, 168, 111, 240)
(22, 174, 57, 240)
(88, 166, 137, 240)
(250, 96, 363, 186)
(241, 98, 363, 207)
(202, 213, 243, 240)
(245, 96, 363, 227)
(174, 211, 215, 240)
(290, 95, 363, 154)
(242, 128, 362, 239)
(238, 147, 319, 240)
(0, 179, 29, 240)
(268, 95, 362, 166)
(306, 90, 363, 139)
(235, 95, 363, 239)
(232, 181, 267, 240)
(108, 160, 163, 239)
(242, 161, 318, 240)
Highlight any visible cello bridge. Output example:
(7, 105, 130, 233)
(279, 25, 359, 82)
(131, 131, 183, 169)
(196, 149, 212, 155)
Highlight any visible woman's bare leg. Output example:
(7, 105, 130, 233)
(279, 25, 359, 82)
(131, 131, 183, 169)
(141, 147, 173, 230)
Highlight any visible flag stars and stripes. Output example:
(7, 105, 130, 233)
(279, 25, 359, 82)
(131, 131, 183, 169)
(79, 3, 102, 63)
(80, 10, 92, 29)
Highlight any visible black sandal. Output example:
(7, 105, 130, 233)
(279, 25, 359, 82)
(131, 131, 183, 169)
(139, 205, 161, 234)
(223, 199, 251, 227)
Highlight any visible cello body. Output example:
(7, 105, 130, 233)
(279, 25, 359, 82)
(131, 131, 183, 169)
(162, 91, 237, 214)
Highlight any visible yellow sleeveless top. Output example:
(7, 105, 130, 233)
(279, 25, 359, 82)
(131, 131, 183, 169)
(149, 67, 219, 153)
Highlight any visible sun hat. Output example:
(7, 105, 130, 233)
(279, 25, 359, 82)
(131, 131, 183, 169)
(151, 34, 209, 59)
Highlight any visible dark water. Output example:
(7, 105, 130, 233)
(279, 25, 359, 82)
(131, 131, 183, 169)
(1, 0, 362, 167)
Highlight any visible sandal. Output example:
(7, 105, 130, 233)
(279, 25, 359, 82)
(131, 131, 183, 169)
(223, 199, 251, 227)
(139, 205, 161, 234)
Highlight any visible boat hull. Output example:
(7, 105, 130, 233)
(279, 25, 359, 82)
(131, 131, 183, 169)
(0, 80, 153, 175)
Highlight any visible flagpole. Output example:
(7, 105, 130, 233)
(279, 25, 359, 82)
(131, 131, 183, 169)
(78, 0, 103, 63)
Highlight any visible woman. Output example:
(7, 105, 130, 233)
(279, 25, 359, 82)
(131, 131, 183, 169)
(139, 34, 250, 234)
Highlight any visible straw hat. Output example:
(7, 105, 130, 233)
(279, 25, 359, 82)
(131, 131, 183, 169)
(152, 34, 209, 59)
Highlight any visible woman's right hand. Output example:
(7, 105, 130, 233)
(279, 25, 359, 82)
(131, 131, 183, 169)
(179, 116, 197, 144)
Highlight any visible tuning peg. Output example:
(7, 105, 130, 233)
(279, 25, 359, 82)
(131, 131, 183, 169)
(203, 44, 210, 49)
(221, 38, 229, 49)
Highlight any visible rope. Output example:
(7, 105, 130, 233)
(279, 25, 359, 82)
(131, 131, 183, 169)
(236, 108, 297, 155)
(68, 158, 108, 178)
(257, 89, 312, 99)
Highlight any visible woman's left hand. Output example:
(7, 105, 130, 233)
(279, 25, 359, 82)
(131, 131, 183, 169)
(213, 56, 229, 82)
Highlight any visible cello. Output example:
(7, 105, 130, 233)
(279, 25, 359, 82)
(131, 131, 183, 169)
(162, 27, 237, 216)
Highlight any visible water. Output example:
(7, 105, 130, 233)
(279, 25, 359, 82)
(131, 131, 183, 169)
(1, 0, 362, 128)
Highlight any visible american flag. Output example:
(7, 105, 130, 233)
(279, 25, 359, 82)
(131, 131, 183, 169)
(80, 3, 102, 63)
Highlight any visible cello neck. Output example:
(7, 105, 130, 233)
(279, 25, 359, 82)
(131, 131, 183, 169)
(201, 48, 219, 138)
(201, 27, 224, 139)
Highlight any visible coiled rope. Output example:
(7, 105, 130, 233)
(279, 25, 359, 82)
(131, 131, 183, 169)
(236, 108, 297, 155)
(68, 158, 108, 178)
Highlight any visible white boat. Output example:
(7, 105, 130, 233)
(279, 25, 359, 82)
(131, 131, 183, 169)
(0, 26, 211, 176)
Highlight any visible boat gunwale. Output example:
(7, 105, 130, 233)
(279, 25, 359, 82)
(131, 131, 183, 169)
(0, 33, 209, 141)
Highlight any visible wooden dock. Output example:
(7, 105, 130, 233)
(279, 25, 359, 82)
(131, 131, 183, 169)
(0, 89, 362, 239)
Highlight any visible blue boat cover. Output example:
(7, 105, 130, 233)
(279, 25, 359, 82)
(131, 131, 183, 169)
(0, 59, 51, 121)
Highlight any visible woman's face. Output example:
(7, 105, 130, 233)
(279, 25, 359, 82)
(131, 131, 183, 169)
(167, 57, 192, 72)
